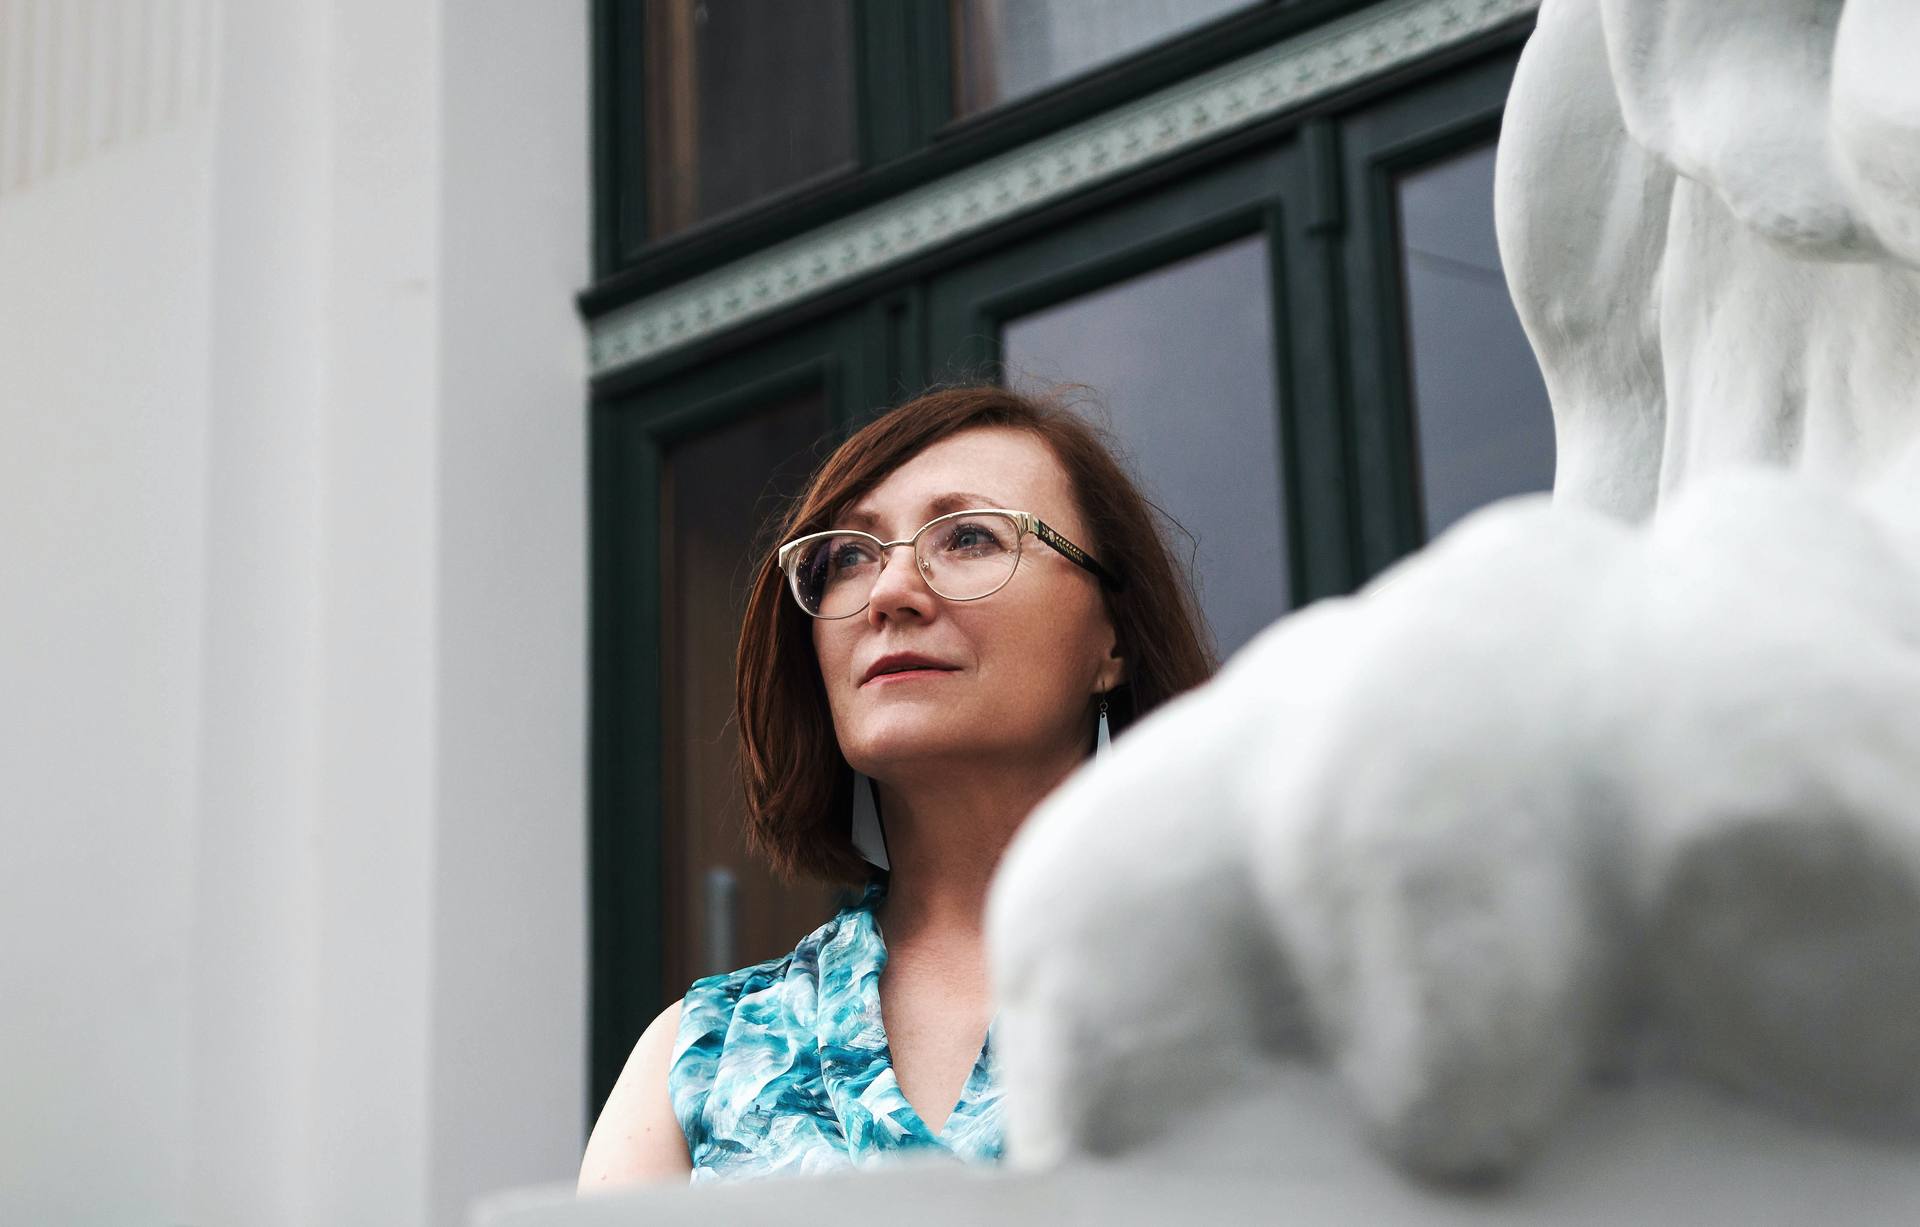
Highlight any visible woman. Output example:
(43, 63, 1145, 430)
(578, 384, 1215, 1188)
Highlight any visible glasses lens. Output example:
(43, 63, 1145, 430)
(917, 513, 1020, 600)
(790, 533, 884, 617)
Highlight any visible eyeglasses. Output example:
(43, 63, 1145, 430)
(776, 507, 1125, 619)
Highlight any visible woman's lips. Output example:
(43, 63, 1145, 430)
(862, 667, 958, 687)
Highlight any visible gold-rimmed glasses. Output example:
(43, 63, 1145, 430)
(776, 507, 1125, 619)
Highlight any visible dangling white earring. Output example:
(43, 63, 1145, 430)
(850, 771, 890, 869)
(1095, 695, 1112, 760)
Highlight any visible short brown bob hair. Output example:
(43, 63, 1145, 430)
(735, 384, 1218, 886)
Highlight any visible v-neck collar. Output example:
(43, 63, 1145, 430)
(815, 877, 1000, 1153)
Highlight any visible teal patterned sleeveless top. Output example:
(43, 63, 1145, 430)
(667, 875, 1004, 1184)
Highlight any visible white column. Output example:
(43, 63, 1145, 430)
(1, 0, 587, 1222)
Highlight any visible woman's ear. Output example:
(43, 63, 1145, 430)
(1097, 638, 1127, 692)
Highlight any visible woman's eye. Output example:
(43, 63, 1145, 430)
(945, 523, 997, 551)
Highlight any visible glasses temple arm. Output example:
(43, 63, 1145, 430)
(1032, 519, 1126, 593)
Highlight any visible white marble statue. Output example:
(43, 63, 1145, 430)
(986, 0, 1920, 1184)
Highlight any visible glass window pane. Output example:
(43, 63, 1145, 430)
(660, 392, 838, 994)
(952, 0, 1254, 115)
(646, 0, 857, 238)
(1396, 142, 1555, 540)
(1003, 234, 1286, 660)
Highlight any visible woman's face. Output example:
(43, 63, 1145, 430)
(812, 425, 1126, 782)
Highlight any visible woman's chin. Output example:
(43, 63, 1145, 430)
(846, 730, 976, 773)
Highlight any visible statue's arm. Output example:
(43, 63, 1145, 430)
(1496, 0, 1672, 521)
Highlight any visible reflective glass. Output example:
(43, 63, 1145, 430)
(952, 0, 1253, 115)
(1396, 141, 1555, 540)
(645, 0, 857, 237)
(919, 515, 1020, 599)
(1003, 233, 1286, 660)
(789, 535, 874, 617)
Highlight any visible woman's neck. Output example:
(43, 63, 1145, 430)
(869, 758, 1079, 949)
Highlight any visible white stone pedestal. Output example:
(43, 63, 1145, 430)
(483, 1069, 1920, 1226)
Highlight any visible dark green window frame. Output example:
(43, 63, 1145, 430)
(589, 308, 905, 1122)
(923, 147, 1348, 603)
(1335, 52, 1520, 574)
(586, 0, 1397, 306)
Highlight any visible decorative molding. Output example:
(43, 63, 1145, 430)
(0, 0, 218, 199)
(589, 0, 1540, 378)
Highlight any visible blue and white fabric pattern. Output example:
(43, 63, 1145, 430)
(668, 875, 1004, 1184)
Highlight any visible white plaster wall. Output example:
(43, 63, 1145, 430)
(0, 6, 215, 1217)
(430, 1, 589, 1222)
(190, 1, 349, 1221)
(0, 0, 587, 1223)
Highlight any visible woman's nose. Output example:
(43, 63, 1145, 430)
(865, 543, 936, 619)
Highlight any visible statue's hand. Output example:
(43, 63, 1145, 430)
(988, 475, 1920, 1182)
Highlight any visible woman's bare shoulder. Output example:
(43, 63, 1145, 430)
(577, 997, 692, 1193)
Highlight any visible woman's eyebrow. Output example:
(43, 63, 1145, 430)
(925, 491, 1006, 514)
(843, 490, 1004, 531)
